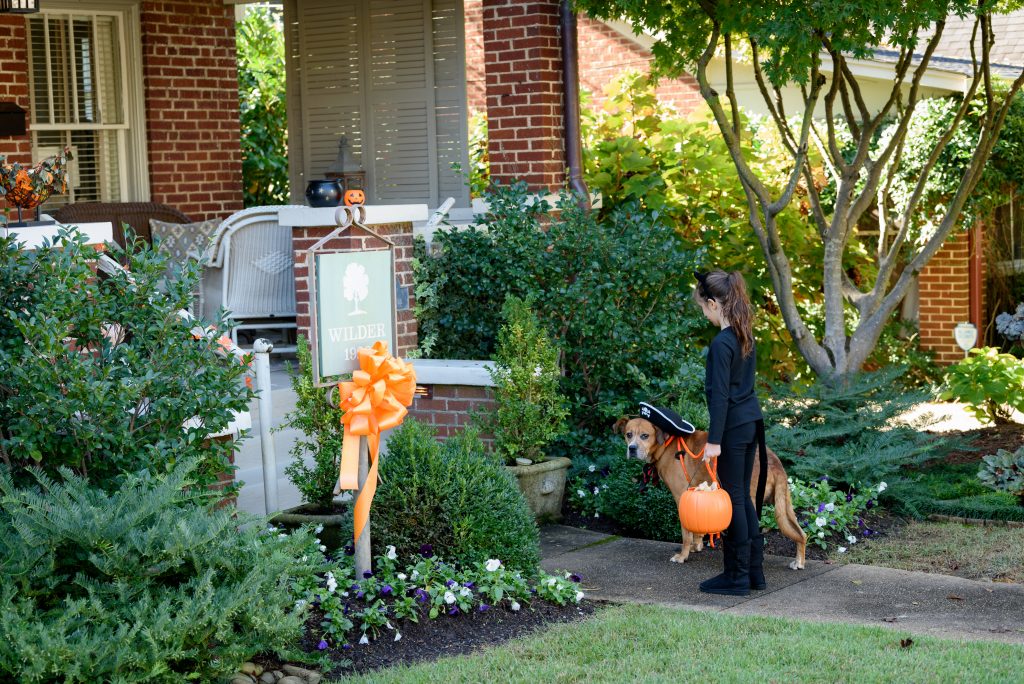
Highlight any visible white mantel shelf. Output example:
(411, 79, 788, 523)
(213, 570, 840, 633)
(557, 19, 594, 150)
(279, 204, 429, 228)
(2, 220, 114, 249)
(413, 359, 495, 387)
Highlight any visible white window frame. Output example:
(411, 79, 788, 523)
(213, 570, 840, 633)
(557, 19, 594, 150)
(26, 0, 149, 202)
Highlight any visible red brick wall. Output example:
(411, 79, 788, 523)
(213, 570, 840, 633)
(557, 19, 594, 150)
(291, 223, 417, 358)
(0, 15, 33, 214)
(465, 0, 486, 113)
(141, 0, 243, 221)
(406, 384, 495, 442)
(482, 0, 565, 189)
(918, 230, 972, 365)
(575, 17, 702, 113)
(1, 5, 242, 221)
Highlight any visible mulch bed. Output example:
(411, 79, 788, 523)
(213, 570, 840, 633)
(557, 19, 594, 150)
(931, 422, 1024, 465)
(258, 600, 597, 678)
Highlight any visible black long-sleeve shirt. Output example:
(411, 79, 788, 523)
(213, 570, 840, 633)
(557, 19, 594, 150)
(704, 326, 763, 444)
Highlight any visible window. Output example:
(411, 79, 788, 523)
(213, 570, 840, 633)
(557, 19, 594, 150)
(27, 6, 145, 209)
(993, 193, 1024, 269)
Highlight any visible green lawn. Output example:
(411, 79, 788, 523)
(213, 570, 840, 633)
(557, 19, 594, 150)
(839, 520, 1024, 583)
(332, 604, 1024, 683)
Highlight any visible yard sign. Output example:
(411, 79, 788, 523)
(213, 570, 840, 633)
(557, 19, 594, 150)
(307, 207, 397, 386)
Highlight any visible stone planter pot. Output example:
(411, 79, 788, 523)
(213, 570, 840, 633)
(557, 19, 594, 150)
(271, 503, 349, 551)
(506, 457, 572, 522)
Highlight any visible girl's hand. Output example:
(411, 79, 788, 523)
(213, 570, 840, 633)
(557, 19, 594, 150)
(703, 443, 721, 463)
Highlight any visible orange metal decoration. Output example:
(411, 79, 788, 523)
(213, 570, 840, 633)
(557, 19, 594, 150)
(343, 188, 365, 206)
(335, 341, 416, 542)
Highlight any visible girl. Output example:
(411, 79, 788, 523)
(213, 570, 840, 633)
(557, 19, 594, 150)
(693, 270, 766, 597)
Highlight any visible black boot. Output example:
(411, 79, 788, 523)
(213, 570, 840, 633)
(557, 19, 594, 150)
(749, 533, 766, 590)
(699, 538, 750, 596)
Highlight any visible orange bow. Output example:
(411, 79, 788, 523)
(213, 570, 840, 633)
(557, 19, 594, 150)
(335, 341, 416, 543)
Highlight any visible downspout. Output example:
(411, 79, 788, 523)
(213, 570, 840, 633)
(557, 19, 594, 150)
(560, 0, 591, 211)
(969, 221, 983, 337)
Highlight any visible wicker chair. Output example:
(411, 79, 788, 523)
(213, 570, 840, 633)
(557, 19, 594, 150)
(52, 201, 192, 246)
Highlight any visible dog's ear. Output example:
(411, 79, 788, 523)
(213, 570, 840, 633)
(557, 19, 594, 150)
(612, 417, 629, 435)
(655, 427, 667, 445)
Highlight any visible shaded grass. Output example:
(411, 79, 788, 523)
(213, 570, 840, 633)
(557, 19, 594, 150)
(838, 520, 1024, 583)
(332, 604, 1024, 683)
(893, 462, 1024, 522)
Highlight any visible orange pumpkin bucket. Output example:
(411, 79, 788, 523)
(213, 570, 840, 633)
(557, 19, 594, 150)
(677, 455, 732, 547)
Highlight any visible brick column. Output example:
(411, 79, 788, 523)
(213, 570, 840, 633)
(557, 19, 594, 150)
(290, 223, 417, 358)
(141, 0, 243, 221)
(918, 231, 972, 365)
(0, 15, 33, 214)
(482, 0, 565, 190)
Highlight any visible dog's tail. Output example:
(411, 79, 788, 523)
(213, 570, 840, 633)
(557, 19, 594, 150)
(775, 476, 807, 543)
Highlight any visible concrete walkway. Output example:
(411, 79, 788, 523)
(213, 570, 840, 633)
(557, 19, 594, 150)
(540, 525, 1024, 645)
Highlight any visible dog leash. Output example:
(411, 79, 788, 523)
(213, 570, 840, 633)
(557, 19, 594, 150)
(664, 436, 723, 548)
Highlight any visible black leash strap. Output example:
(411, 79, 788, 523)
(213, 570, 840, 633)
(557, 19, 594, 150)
(755, 419, 768, 519)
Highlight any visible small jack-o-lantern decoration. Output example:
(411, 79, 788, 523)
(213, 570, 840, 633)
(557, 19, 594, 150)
(344, 188, 365, 206)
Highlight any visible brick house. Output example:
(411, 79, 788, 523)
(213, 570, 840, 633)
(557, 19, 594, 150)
(0, 0, 243, 222)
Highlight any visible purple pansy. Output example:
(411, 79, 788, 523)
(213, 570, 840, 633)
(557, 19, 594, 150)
(342, 644, 352, 651)
(448, 606, 459, 616)
(317, 639, 328, 650)
(381, 584, 393, 596)
(478, 604, 490, 612)
(415, 588, 429, 603)
(344, 544, 355, 556)
(865, 499, 874, 509)
(846, 493, 854, 502)
(462, 581, 475, 589)
(363, 570, 374, 578)
(817, 503, 826, 513)
(419, 543, 434, 557)
(569, 573, 582, 583)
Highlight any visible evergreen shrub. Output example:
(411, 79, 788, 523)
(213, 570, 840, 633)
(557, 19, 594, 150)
(0, 459, 321, 683)
(764, 367, 946, 487)
(367, 419, 540, 573)
(0, 233, 252, 490)
(414, 181, 705, 452)
(484, 295, 568, 464)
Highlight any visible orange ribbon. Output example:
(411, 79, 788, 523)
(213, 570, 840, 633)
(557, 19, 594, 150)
(335, 341, 416, 543)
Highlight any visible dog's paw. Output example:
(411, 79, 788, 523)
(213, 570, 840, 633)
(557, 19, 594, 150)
(789, 560, 805, 570)
(670, 553, 689, 564)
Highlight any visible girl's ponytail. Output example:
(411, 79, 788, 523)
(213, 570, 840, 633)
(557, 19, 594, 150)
(693, 269, 755, 357)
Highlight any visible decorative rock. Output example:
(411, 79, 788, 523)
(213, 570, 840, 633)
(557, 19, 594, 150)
(515, 457, 533, 466)
(277, 677, 305, 684)
(259, 673, 276, 684)
(282, 665, 321, 684)
(240, 663, 262, 676)
(273, 671, 285, 681)
(230, 676, 255, 684)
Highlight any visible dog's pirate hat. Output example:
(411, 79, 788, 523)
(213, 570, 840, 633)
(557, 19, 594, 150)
(638, 402, 695, 438)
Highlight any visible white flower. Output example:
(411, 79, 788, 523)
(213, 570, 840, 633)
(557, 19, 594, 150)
(411, 570, 420, 580)
(301, 555, 308, 562)
(847, 535, 857, 544)
(315, 524, 324, 534)
(511, 601, 521, 611)
(577, 489, 587, 498)
(485, 559, 502, 572)
(385, 621, 393, 630)
(444, 591, 456, 604)
(397, 573, 407, 581)
(815, 516, 827, 527)
(534, 365, 543, 377)
(295, 599, 307, 610)
(326, 572, 338, 594)
(592, 486, 600, 495)
(787, 477, 793, 484)
(386, 545, 398, 561)
(319, 545, 327, 552)
(817, 531, 825, 539)
(878, 481, 888, 493)
(588, 465, 596, 472)
(594, 512, 600, 518)
(278, 533, 288, 539)
(341, 591, 349, 598)
(545, 577, 557, 587)
(460, 587, 471, 597)
(824, 503, 835, 512)
(837, 546, 847, 554)
(394, 631, 402, 642)
(359, 634, 369, 645)
(575, 590, 584, 602)
(267, 525, 278, 533)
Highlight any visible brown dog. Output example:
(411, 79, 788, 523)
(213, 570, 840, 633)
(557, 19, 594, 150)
(614, 417, 806, 569)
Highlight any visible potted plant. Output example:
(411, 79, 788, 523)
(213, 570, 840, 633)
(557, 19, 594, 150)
(271, 336, 348, 548)
(482, 295, 570, 520)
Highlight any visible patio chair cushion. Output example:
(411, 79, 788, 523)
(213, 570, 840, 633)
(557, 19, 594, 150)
(150, 218, 220, 266)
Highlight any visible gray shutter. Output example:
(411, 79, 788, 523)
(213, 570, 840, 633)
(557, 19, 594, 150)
(288, 0, 468, 207)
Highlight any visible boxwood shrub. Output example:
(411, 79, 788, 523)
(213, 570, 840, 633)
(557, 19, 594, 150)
(366, 419, 541, 573)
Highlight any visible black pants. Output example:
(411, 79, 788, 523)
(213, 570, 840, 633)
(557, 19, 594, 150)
(717, 420, 758, 543)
